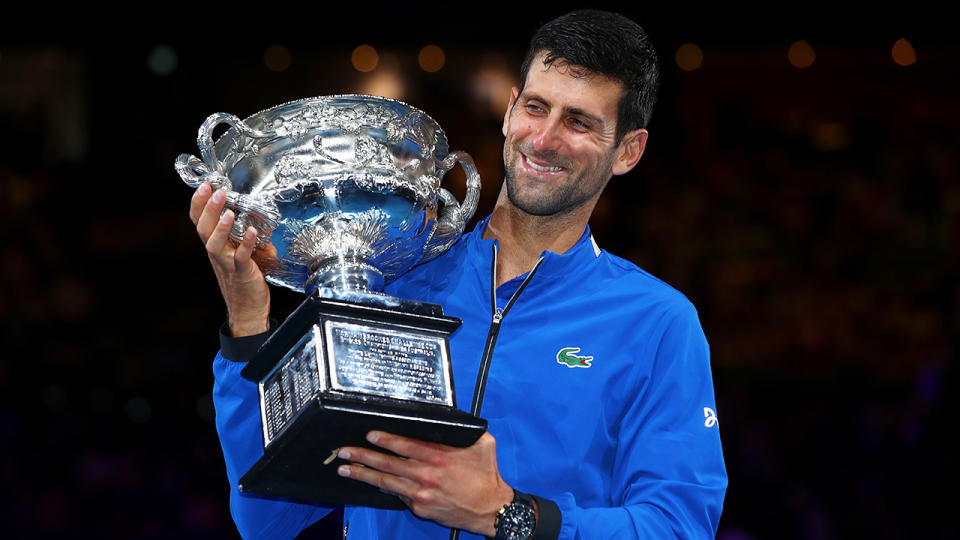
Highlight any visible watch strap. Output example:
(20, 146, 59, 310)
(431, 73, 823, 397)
(529, 495, 561, 540)
(513, 490, 535, 511)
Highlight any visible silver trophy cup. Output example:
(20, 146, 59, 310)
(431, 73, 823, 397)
(176, 95, 487, 508)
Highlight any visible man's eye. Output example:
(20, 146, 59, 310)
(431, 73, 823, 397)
(525, 103, 545, 114)
(569, 118, 589, 130)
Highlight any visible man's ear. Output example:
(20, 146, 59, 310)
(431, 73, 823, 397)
(612, 129, 648, 176)
(502, 87, 520, 137)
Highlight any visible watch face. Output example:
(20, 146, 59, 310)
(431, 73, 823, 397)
(498, 501, 536, 540)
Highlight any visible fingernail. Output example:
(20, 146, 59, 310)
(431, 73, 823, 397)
(337, 465, 351, 477)
(220, 210, 234, 224)
(338, 448, 351, 460)
(366, 431, 380, 444)
(198, 183, 210, 195)
(212, 190, 225, 203)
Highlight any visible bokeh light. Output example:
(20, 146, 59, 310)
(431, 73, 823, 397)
(676, 43, 703, 71)
(811, 122, 852, 151)
(351, 45, 379, 72)
(146, 45, 177, 76)
(473, 64, 516, 117)
(359, 69, 405, 100)
(418, 45, 446, 72)
(788, 40, 816, 68)
(892, 38, 916, 66)
(264, 44, 292, 72)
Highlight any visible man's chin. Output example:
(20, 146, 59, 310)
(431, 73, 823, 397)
(505, 186, 566, 217)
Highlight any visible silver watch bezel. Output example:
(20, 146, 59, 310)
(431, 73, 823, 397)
(494, 490, 536, 540)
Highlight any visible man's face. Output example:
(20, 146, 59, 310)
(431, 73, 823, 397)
(501, 54, 640, 217)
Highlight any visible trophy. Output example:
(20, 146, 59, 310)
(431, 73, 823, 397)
(175, 95, 487, 509)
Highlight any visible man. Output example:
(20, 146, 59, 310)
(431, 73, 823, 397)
(191, 10, 726, 539)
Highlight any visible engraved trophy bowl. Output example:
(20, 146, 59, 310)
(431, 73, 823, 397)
(175, 94, 481, 298)
(175, 95, 487, 509)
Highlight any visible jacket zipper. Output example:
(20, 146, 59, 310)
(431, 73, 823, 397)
(469, 244, 544, 416)
(452, 245, 544, 540)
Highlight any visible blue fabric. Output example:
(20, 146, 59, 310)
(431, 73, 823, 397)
(212, 216, 727, 539)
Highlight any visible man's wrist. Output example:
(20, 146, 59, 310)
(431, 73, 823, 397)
(227, 315, 271, 338)
(482, 482, 517, 537)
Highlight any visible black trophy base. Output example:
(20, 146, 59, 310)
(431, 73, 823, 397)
(237, 295, 487, 509)
(239, 392, 487, 509)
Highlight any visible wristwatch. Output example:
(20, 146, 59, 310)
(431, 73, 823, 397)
(493, 489, 537, 540)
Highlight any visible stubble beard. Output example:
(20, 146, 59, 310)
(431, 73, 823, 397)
(502, 141, 615, 218)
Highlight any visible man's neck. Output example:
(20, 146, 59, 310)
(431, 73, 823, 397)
(482, 191, 592, 287)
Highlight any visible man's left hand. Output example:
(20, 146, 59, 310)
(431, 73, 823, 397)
(337, 431, 514, 536)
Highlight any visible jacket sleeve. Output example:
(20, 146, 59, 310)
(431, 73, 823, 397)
(548, 301, 727, 539)
(212, 345, 335, 539)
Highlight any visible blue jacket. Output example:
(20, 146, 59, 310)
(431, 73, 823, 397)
(212, 217, 727, 539)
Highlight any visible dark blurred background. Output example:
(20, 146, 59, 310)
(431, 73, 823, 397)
(2, 3, 957, 539)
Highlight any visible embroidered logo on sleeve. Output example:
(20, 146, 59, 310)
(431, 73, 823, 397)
(703, 407, 718, 428)
(556, 347, 593, 368)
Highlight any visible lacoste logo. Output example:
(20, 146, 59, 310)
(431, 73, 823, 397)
(703, 407, 718, 428)
(556, 347, 593, 368)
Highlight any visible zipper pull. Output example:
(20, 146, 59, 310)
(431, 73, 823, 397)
(492, 309, 503, 324)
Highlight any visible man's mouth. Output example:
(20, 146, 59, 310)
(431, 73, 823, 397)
(522, 153, 564, 173)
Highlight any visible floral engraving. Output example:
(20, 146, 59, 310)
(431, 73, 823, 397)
(274, 156, 311, 186)
(354, 135, 395, 169)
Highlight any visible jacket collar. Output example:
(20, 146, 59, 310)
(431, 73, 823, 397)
(463, 214, 602, 283)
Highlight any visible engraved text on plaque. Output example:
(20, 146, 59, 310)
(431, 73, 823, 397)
(325, 321, 452, 406)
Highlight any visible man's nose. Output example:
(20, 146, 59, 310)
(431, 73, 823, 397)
(532, 115, 563, 153)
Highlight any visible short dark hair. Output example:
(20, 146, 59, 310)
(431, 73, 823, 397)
(518, 10, 660, 142)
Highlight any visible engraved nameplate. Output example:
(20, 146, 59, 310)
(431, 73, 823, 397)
(260, 327, 323, 446)
(325, 321, 452, 406)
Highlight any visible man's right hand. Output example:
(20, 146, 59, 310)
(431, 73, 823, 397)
(190, 183, 272, 337)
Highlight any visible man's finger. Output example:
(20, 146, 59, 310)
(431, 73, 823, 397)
(364, 431, 444, 463)
(234, 227, 258, 273)
(206, 210, 236, 265)
(337, 446, 420, 479)
(189, 183, 212, 225)
(196, 189, 227, 243)
(337, 463, 418, 501)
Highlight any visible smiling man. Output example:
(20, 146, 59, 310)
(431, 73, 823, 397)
(501, 55, 636, 218)
(194, 10, 727, 540)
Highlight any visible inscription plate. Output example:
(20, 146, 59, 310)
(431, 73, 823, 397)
(260, 328, 323, 446)
(325, 321, 452, 406)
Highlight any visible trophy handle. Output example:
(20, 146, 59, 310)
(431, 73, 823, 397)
(197, 112, 270, 175)
(174, 153, 231, 190)
(421, 151, 482, 262)
(174, 113, 278, 249)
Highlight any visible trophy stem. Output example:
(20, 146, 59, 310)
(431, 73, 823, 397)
(306, 256, 385, 295)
